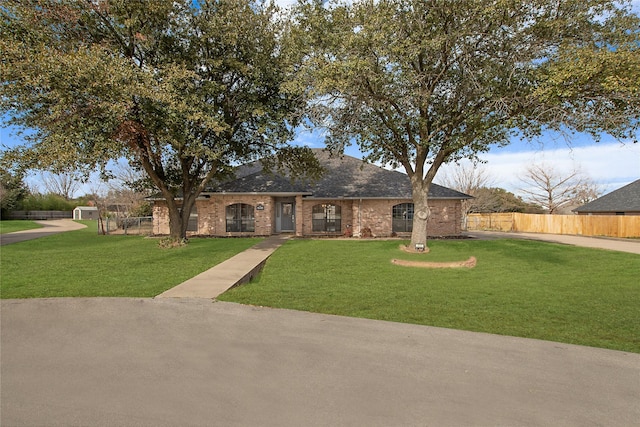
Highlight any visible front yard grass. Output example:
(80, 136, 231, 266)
(0, 221, 262, 298)
(218, 239, 640, 353)
(0, 220, 43, 234)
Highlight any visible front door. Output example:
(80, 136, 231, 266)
(276, 202, 295, 232)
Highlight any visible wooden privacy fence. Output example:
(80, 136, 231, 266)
(466, 213, 640, 238)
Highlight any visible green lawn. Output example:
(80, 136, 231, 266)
(0, 220, 43, 234)
(219, 239, 640, 353)
(0, 222, 262, 298)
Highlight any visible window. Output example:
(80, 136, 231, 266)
(392, 203, 413, 233)
(187, 206, 198, 232)
(178, 205, 199, 232)
(312, 204, 341, 232)
(226, 203, 255, 232)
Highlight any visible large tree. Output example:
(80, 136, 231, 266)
(292, 0, 640, 250)
(1, 0, 319, 241)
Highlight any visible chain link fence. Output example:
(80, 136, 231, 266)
(100, 216, 154, 236)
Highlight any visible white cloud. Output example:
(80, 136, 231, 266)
(273, 0, 299, 11)
(291, 128, 326, 148)
(435, 142, 640, 195)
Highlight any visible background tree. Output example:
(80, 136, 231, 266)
(292, 0, 640, 250)
(104, 161, 154, 218)
(471, 187, 543, 214)
(438, 164, 494, 228)
(40, 172, 81, 201)
(518, 163, 601, 214)
(571, 181, 602, 208)
(1, 0, 320, 241)
(19, 192, 76, 212)
(0, 167, 29, 218)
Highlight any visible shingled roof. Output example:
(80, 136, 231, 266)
(573, 179, 640, 214)
(207, 149, 472, 200)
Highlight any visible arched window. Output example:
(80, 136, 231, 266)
(226, 203, 255, 232)
(312, 204, 341, 232)
(392, 203, 413, 233)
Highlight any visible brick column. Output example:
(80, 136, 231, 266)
(295, 195, 304, 237)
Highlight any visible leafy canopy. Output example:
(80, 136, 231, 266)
(1, 0, 320, 238)
(294, 0, 639, 181)
(290, 0, 639, 246)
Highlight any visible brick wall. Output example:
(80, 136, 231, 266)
(153, 197, 464, 237)
(152, 196, 275, 236)
(295, 195, 304, 236)
(152, 202, 169, 235)
(354, 199, 462, 237)
(300, 200, 354, 236)
(206, 195, 274, 236)
(427, 200, 463, 236)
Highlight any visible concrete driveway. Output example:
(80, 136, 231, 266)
(0, 219, 87, 246)
(466, 231, 640, 254)
(2, 298, 638, 426)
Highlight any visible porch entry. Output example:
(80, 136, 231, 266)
(276, 200, 295, 232)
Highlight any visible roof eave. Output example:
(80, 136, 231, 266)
(202, 191, 313, 197)
(302, 195, 471, 200)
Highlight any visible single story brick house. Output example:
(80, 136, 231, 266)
(152, 150, 472, 237)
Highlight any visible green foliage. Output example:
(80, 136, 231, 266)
(0, 0, 321, 239)
(0, 167, 29, 218)
(532, 7, 640, 139)
(292, 0, 640, 245)
(130, 201, 153, 218)
(73, 195, 96, 207)
(18, 193, 76, 211)
(220, 239, 640, 353)
(471, 187, 543, 213)
(0, 222, 262, 298)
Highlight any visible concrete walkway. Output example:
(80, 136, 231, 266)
(0, 219, 87, 246)
(156, 234, 290, 299)
(466, 230, 640, 254)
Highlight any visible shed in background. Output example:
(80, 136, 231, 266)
(73, 206, 99, 220)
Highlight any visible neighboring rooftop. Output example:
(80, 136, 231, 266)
(573, 179, 640, 214)
(208, 149, 472, 200)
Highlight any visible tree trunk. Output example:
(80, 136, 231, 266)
(165, 193, 197, 242)
(409, 183, 430, 252)
(166, 199, 186, 241)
